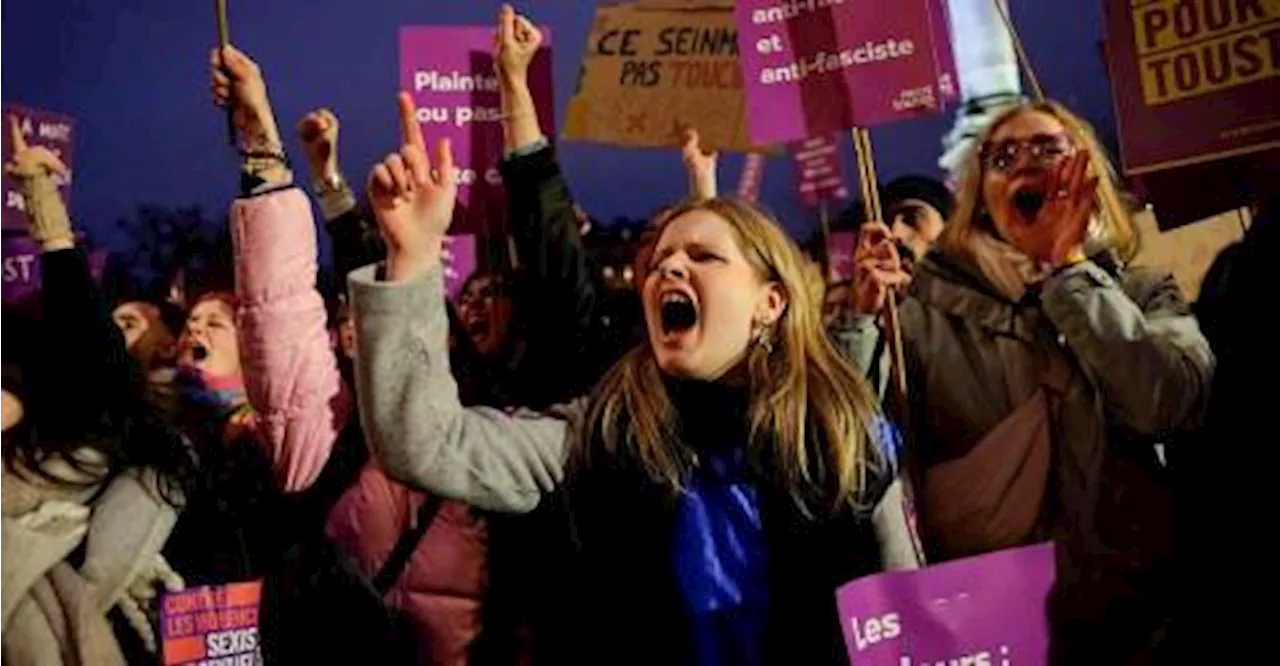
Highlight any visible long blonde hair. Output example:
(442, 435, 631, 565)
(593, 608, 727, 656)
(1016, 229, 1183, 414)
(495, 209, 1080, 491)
(937, 100, 1139, 262)
(579, 198, 885, 516)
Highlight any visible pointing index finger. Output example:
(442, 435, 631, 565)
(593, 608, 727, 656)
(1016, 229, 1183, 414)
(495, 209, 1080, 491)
(397, 92, 426, 153)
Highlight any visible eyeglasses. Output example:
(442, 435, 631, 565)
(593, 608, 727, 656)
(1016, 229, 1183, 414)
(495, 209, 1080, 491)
(980, 133, 1074, 173)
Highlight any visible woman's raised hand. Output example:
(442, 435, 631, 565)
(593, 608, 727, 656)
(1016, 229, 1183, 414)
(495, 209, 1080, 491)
(297, 108, 340, 183)
(369, 93, 457, 282)
(495, 4, 543, 84)
(5, 115, 69, 182)
(209, 45, 283, 156)
(6, 115, 74, 250)
(682, 127, 718, 201)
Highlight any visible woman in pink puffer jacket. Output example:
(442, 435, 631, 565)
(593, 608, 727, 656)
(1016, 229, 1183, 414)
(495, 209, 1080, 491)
(230, 184, 490, 666)
(217, 43, 491, 664)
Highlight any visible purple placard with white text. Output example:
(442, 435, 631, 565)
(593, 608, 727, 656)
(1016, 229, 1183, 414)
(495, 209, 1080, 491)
(2, 106, 75, 231)
(737, 153, 767, 203)
(836, 543, 1056, 666)
(735, 0, 949, 145)
(442, 234, 477, 300)
(3, 234, 107, 304)
(399, 26, 554, 237)
(925, 0, 959, 103)
(791, 133, 848, 207)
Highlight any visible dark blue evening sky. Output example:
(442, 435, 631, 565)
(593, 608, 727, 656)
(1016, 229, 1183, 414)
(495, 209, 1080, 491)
(2, 0, 1116, 241)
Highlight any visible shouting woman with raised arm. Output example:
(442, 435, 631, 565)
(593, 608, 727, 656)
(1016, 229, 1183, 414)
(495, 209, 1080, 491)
(352, 90, 919, 665)
(848, 100, 1211, 662)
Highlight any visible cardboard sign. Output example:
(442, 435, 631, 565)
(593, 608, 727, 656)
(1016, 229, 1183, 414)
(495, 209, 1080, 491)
(1132, 206, 1250, 299)
(1103, 0, 1280, 174)
(836, 543, 1056, 666)
(562, 4, 763, 152)
(1, 105, 75, 231)
(791, 133, 849, 207)
(399, 26, 555, 235)
(734, 0, 954, 145)
(161, 581, 263, 666)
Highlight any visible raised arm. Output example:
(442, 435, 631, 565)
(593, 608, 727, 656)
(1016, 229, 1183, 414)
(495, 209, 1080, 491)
(212, 44, 351, 492)
(353, 92, 571, 513)
(5, 116, 137, 421)
(297, 108, 387, 287)
(1041, 262, 1213, 435)
(496, 6, 610, 397)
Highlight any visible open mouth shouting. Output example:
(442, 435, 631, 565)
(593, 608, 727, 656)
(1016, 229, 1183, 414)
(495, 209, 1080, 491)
(179, 339, 211, 367)
(1011, 186, 1047, 221)
(464, 315, 492, 348)
(659, 289, 699, 339)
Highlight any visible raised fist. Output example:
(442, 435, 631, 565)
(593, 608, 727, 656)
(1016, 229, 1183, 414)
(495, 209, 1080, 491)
(297, 108, 340, 181)
(495, 4, 543, 81)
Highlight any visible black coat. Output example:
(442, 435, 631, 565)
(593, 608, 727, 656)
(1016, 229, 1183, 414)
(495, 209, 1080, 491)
(530, 381, 894, 665)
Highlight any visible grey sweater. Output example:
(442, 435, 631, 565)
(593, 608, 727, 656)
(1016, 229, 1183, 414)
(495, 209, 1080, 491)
(348, 264, 922, 569)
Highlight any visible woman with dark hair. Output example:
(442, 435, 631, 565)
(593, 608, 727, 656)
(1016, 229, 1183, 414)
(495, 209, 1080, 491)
(2, 117, 192, 665)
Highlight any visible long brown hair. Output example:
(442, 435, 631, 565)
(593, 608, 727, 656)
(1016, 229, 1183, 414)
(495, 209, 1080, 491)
(579, 198, 886, 516)
(937, 100, 1140, 263)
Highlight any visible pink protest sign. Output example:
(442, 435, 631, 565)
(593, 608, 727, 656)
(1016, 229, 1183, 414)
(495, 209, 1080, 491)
(161, 581, 262, 665)
(791, 133, 848, 207)
(442, 234, 477, 299)
(734, 0, 952, 145)
(2, 106, 75, 231)
(399, 26, 554, 236)
(836, 542, 1056, 666)
(737, 152, 767, 202)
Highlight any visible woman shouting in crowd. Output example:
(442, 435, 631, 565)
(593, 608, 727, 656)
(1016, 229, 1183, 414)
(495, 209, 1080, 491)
(350, 86, 920, 665)
(3, 116, 189, 665)
(849, 100, 1211, 663)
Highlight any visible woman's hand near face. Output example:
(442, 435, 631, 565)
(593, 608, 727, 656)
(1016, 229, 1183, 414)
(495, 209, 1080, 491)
(1005, 151, 1097, 267)
(851, 222, 911, 316)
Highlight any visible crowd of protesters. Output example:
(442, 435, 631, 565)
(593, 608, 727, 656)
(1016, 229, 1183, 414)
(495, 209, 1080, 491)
(2, 5, 1275, 665)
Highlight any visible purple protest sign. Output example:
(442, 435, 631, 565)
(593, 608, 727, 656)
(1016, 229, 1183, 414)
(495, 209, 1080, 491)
(2, 106, 75, 231)
(735, 0, 947, 145)
(2, 234, 43, 302)
(925, 0, 959, 103)
(442, 234, 477, 300)
(791, 133, 848, 207)
(399, 26, 554, 236)
(3, 233, 108, 304)
(737, 153, 767, 203)
(836, 542, 1056, 666)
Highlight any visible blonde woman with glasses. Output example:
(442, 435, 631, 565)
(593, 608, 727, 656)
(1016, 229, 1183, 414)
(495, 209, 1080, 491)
(849, 100, 1212, 663)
